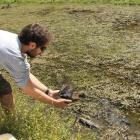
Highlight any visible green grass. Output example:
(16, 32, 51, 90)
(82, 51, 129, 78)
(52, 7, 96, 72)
(0, 101, 73, 140)
(0, 76, 95, 140)
(0, 0, 140, 4)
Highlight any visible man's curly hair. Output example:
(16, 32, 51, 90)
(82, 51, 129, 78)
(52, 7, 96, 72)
(18, 24, 51, 48)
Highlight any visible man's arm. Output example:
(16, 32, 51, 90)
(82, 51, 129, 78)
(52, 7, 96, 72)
(28, 73, 60, 97)
(21, 73, 71, 108)
(29, 73, 48, 92)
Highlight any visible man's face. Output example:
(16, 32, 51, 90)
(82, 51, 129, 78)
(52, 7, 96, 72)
(26, 43, 48, 58)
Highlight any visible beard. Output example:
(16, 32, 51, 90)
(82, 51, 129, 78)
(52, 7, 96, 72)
(26, 50, 36, 58)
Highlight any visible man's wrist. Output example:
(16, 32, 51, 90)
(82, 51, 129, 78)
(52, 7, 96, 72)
(51, 99, 58, 106)
(45, 89, 50, 95)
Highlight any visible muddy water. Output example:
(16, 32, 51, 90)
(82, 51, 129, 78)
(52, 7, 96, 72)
(126, 109, 140, 139)
(67, 95, 140, 140)
(98, 99, 139, 139)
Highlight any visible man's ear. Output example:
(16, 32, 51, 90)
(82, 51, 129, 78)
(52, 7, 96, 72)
(28, 42, 37, 50)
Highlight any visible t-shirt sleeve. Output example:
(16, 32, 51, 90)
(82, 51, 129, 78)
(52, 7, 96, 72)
(3, 56, 30, 88)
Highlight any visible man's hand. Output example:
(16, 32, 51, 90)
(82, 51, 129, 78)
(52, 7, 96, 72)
(48, 90, 72, 108)
(48, 89, 60, 99)
(54, 99, 72, 109)
(21, 73, 72, 109)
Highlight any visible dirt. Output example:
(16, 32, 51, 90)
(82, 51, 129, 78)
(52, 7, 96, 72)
(31, 5, 140, 139)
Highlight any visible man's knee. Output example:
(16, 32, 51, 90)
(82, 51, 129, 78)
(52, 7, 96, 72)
(0, 94, 15, 109)
(0, 75, 14, 112)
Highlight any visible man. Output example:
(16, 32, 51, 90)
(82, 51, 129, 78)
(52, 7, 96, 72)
(0, 23, 72, 113)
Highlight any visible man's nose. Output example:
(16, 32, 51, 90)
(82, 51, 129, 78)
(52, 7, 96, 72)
(39, 52, 42, 56)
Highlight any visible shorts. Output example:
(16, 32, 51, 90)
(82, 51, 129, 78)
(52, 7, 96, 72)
(0, 74, 12, 96)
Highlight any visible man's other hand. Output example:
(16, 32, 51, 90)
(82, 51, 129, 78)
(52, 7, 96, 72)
(54, 99, 72, 109)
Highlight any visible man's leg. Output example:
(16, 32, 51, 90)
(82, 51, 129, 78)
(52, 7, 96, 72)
(0, 94, 15, 113)
(0, 75, 15, 114)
